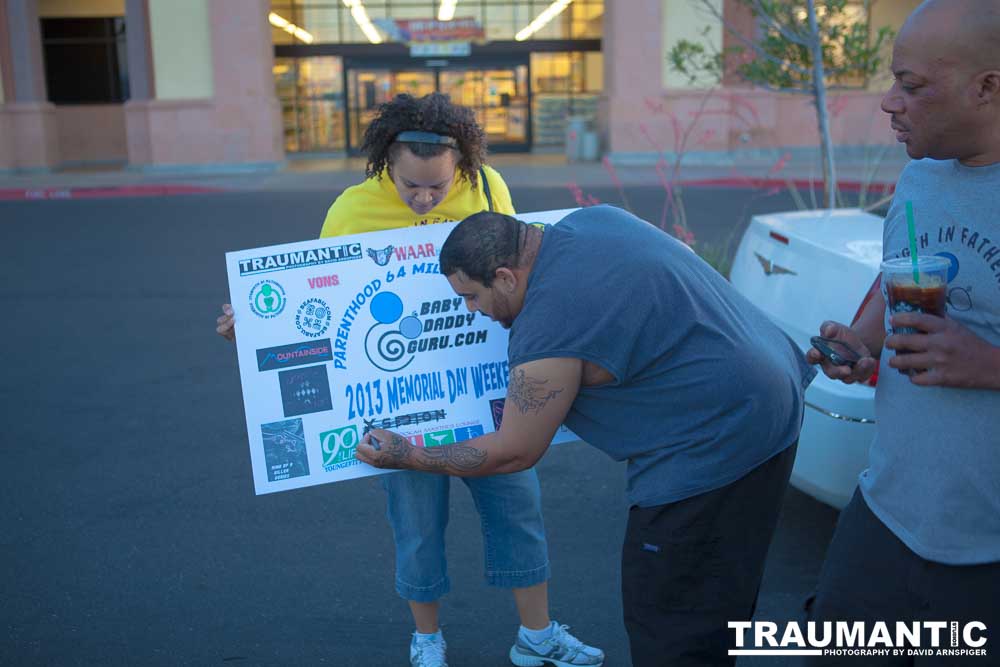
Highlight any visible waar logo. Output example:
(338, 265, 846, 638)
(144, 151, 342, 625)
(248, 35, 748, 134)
(367, 245, 395, 267)
(364, 291, 424, 372)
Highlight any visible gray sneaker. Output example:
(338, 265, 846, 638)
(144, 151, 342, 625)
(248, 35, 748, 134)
(509, 622, 605, 667)
(410, 632, 447, 667)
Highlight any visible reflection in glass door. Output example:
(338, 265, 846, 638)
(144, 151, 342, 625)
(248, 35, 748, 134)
(438, 65, 529, 149)
(347, 70, 436, 149)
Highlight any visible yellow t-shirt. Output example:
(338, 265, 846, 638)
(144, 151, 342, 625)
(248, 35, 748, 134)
(319, 165, 515, 239)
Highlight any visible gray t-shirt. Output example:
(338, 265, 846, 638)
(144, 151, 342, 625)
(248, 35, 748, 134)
(508, 206, 814, 507)
(860, 158, 1000, 565)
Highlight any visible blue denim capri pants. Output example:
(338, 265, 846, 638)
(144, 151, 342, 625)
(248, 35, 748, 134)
(381, 467, 550, 602)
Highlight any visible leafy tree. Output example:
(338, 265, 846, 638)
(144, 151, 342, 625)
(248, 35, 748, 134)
(672, 0, 894, 207)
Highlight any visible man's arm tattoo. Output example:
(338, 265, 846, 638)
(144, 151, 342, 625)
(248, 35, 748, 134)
(418, 444, 488, 472)
(380, 433, 413, 468)
(508, 367, 564, 415)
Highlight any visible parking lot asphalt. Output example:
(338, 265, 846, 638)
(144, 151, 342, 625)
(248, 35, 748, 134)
(1, 188, 842, 666)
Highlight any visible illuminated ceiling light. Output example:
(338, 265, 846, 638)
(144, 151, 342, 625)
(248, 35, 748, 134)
(343, 0, 383, 44)
(269, 12, 290, 29)
(515, 0, 573, 41)
(268, 12, 314, 44)
(438, 0, 458, 21)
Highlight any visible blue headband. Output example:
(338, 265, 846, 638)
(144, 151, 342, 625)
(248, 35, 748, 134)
(395, 131, 458, 147)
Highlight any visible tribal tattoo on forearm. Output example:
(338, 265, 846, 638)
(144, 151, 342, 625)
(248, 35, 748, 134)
(417, 444, 488, 472)
(508, 367, 564, 415)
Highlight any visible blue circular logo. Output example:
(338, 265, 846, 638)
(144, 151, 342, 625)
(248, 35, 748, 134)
(371, 292, 404, 324)
(399, 315, 423, 340)
(295, 297, 331, 338)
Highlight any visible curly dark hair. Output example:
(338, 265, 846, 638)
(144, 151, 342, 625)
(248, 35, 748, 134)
(361, 92, 488, 189)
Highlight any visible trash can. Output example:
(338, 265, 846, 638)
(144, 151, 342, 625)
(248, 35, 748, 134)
(580, 130, 599, 162)
(565, 116, 587, 162)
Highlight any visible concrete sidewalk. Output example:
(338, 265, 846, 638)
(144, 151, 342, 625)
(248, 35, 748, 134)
(0, 149, 909, 199)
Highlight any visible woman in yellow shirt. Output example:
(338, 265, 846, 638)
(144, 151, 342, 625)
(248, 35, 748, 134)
(217, 93, 602, 667)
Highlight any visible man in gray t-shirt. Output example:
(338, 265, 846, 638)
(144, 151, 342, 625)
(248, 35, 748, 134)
(356, 205, 814, 666)
(805, 1, 1000, 663)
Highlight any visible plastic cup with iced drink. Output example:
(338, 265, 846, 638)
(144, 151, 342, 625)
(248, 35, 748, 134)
(881, 255, 950, 374)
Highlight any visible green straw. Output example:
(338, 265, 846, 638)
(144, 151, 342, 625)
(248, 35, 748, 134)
(905, 201, 920, 284)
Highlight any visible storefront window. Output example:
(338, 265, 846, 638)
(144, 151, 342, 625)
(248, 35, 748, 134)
(531, 51, 602, 146)
(271, 2, 603, 153)
(270, 4, 342, 44)
(439, 66, 529, 144)
(269, 1, 603, 45)
(569, 0, 603, 38)
(482, 3, 523, 41)
(275, 56, 346, 152)
(347, 69, 437, 147)
(42, 17, 130, 104)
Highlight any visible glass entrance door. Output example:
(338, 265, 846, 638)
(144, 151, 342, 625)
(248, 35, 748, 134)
(347, 69, 436, 149)
(344, 60, 530, 153)
(438, 65, 529, 150)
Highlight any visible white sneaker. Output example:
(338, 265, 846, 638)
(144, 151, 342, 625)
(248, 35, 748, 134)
(509, 622, 605, 667)
(410, 631, 447, 667)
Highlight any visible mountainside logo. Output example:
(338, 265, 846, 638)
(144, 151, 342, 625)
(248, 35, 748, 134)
(239, 244, 362, 276)
(257, 339, 332, 371)
(729, 621, 989, 659)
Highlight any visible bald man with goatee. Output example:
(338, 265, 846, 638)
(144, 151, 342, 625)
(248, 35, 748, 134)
(804, 1, 1000, 663)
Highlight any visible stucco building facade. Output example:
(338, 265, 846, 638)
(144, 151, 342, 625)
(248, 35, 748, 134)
(0, 0, 921, 172)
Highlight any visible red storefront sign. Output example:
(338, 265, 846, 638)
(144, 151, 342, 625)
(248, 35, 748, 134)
(380, 17, 484, 43)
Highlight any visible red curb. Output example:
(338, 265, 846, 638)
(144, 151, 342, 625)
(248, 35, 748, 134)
(0, 184, 225, 201)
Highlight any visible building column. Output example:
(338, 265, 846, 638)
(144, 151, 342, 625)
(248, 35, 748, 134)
(206, 0, 283, 166)
(0, 1, 10, 166)
(125, 0, 282, 169)
(0, 0, 59, 171)
(123, 0, 155, 164)
(601, 0, 666, 161)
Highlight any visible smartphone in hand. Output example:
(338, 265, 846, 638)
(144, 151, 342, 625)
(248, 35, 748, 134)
(810, 336, 862, 368)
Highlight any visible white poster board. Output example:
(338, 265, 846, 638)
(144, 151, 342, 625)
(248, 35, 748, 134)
(225, 208, 579, 494)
